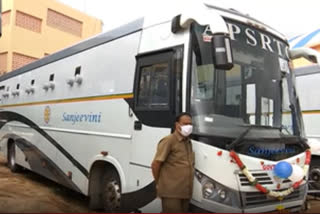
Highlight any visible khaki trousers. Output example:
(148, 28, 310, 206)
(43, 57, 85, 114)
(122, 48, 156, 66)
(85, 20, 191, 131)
(161, 197, 190, 213)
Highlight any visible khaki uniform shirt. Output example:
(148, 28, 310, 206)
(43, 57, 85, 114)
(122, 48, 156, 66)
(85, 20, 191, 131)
(153, 132, 195, 199)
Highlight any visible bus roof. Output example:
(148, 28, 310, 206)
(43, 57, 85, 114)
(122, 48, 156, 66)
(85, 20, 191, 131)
(295, 64, 320, 77)
(204, 4, 287, 41)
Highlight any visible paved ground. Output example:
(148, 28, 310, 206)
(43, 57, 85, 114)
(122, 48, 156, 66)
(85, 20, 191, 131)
(0, 155, 319, 213)
(306, 196, 320, 213)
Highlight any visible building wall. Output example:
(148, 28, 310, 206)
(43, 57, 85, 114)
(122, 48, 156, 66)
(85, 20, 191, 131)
(0, 52, 8, 74)
(0, 0, 102, 74)
(311, 44, 320, 52)
(293, 58, 313, 68)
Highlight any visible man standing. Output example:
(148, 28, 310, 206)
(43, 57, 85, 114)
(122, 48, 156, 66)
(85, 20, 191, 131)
(151, 112, 195, 213)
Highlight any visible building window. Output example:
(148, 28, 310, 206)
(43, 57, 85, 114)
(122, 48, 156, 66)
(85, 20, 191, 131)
(47, 9, 83, 37)
(12, 53, 38, 71)
(2, 10, 11, 26)
(15, 11, 42, 33)
(0, 52, 8, 75)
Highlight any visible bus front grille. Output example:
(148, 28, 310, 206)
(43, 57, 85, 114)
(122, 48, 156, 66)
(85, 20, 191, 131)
(239, 172, 291, 186)
(239, 172, 273, 186)
(242, 188, 301, 207)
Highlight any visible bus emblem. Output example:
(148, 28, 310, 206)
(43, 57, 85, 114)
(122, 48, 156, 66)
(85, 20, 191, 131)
(44, 106, 51, 124)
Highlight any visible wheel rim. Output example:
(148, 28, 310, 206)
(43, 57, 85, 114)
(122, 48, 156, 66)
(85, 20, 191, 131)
(310, 168, 320, 183)
(104, 180, 121, 211)
(309, 166, 320, 194)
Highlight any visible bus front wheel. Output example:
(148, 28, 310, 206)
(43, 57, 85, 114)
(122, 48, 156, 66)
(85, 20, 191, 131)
(102, 170, 121, 213)
(309, 156, 320, 195)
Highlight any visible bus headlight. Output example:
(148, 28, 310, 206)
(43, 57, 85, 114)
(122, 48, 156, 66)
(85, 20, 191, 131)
(218, 189, 227, 200)
(203, 181, 215, 198)
(196, 170, 241, 207)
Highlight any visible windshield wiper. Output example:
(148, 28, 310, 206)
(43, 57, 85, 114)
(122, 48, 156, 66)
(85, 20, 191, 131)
(226, 125, 285, 150)
(280, 125, 291, 135)
(226, 126, 253, 150)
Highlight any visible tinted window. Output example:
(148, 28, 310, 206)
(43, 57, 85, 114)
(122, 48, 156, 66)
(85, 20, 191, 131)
(137, 62, 169, 109)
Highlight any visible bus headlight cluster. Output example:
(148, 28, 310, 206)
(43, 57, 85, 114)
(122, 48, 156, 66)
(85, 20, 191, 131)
(196, 169, 241, 207)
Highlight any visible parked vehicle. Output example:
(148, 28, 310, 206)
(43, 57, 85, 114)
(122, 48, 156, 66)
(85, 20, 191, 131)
(0, 2, 315, 212)
(295, 64, 320, 192)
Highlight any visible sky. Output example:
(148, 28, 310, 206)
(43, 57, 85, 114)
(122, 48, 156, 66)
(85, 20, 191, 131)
(59, 0, 319, 38)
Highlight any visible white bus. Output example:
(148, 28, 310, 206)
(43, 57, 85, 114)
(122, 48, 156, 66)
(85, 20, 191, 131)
(0, 2, 313, 213)
(295, 64, 320, 191)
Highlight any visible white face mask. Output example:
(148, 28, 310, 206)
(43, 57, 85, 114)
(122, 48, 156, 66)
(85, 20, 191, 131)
(180, 125, 193, 137)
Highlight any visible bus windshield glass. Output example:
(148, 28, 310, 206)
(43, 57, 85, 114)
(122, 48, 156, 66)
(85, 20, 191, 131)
(189, 18, 301, 138)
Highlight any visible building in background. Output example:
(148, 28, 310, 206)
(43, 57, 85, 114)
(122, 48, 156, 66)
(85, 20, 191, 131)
(290, 29, 320, 68)
(0, 0, 102, 75)
(0, 0, 2, 37)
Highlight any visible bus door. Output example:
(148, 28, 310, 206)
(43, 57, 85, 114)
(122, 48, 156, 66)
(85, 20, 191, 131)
(129, 48, 183, 185)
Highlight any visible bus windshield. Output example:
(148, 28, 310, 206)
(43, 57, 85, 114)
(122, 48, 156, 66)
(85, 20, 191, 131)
(189, 18, 302, 139)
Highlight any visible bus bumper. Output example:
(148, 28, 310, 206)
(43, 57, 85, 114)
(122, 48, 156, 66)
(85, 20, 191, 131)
(191, 198, 305, 213)
(191, 184, 307, 213)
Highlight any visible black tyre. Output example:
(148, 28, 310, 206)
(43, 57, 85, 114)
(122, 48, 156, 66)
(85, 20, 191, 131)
(7, 143, 21, 173)
(102, 170, 122, 213)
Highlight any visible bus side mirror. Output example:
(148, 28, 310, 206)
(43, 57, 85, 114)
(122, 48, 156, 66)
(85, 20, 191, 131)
(289, 47, 320, 65)
(212, 34, 234, 70)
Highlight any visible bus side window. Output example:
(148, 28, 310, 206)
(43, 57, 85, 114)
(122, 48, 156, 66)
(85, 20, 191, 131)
(134, 49, 182, 128)
(137, 63, 169, 109)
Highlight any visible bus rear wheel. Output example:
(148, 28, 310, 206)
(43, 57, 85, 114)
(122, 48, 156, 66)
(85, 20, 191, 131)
(102, 170, 121, 213)
(8, 142, 21, 173)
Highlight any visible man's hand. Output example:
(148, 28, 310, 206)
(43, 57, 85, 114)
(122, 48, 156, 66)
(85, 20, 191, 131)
(151, 160, 162, 184)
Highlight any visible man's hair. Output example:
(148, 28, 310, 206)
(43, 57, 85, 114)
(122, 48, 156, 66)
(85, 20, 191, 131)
(175, 112, 192, 123)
